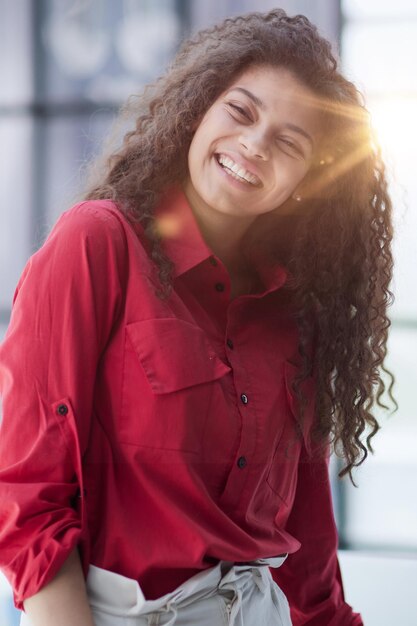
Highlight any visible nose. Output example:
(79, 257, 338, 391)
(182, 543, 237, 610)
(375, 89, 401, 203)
(239, 128, 269, 160)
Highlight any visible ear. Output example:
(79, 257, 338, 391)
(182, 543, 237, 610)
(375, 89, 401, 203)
(291, 177, 310, 204)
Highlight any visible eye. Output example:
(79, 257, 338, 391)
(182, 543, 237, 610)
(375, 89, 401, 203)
(278, 137, 305, 158)
(227, 102, 252, 121)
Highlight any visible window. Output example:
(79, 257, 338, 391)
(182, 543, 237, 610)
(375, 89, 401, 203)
(0, 0, 185, 333)
(340, 0, 417, 551)
(0, 2, 186, 622)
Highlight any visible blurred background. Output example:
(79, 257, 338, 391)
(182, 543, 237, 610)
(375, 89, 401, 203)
(1, 1, 416, 625)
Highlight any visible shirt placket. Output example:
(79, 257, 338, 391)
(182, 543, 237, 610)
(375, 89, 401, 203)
(183, 255, 266, 513)
(217, 299, 260, 513)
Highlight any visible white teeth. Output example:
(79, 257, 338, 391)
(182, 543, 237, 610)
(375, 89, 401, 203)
(217, 154, 259, 185)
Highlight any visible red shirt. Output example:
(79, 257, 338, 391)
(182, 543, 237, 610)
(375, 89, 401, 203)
(0, 187, 362, 625)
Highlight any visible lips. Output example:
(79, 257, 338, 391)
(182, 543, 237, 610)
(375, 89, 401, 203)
(215, 153, 261, 186)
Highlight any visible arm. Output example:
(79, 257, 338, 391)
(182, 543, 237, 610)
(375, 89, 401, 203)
(271, 443, 363, 626)
(23, 548, 95, 626)
(0, 202, 127, 611)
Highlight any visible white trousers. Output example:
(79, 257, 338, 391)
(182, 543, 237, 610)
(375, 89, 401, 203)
(86, 555, 292, 626)
(20, 555, 292, 626)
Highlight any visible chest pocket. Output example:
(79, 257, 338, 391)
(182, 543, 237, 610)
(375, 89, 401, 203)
(119, 317, 231, 452)
(266, 360, 315, 510)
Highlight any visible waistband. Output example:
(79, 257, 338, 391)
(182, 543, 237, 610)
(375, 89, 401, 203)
(86, 554, 288, 618)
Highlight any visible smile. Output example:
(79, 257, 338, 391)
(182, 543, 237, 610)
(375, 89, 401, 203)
(215, 154, 261, 186)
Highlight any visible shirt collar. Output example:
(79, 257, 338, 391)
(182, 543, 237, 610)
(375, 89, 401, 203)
(154, 186, 288, 295)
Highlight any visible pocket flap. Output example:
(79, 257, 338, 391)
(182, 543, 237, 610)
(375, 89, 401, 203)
(126, 318, 231, 394)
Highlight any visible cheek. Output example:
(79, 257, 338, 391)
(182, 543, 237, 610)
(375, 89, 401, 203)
(272, 159, 309, 188)
(187, 141, 203, 182)
(188, 130, 211, 171)
(187, 136, 214, 197)
(264, 165, 307, 207)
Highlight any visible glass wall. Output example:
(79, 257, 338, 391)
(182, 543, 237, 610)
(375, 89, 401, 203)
(0, 0, 185, 340)
(340, 0, 417, 551)
(1, 1, 187, 622)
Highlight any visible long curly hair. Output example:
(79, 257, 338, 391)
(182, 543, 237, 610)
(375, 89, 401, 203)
(84, 9, 396, 481)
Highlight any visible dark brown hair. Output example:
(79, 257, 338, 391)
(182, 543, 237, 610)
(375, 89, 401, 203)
(84, 9, 396, 481)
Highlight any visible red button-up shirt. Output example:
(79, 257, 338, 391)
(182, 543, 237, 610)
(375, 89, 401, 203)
(0, 187, 362, 625)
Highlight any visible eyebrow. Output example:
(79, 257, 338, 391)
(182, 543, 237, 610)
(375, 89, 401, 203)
(227, 87, 315, 147)
(229, 87, 266, 110)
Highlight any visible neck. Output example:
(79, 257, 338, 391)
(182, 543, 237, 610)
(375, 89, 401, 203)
(182, 181, 255, 275)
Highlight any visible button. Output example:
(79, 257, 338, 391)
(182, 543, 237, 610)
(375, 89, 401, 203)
(209, 256, 218, 266)
(56, 403, 68, 416)
(226, 338, 234, 349)
(237, 456, 247, 469)
(215, 282, 225, 292)
(240, 393, 248, 404)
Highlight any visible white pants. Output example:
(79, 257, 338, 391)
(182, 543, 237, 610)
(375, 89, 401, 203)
(19, 555, 292, 626)
(85, 555, 292, 626)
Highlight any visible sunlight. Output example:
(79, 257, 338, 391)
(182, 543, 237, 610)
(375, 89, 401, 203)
(368, 97, 416, 166)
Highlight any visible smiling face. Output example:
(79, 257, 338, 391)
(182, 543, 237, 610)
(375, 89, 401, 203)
(184, 64, 323, 222)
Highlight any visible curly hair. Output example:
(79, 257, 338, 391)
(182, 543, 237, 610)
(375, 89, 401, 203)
(84, 9, 396, 481)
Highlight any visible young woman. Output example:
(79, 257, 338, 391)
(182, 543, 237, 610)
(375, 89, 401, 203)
(0, 9, 394, 626)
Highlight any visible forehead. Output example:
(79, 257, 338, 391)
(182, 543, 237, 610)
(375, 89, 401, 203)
(226, 64, 312, 100)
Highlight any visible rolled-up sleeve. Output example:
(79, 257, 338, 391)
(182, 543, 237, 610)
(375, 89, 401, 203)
(0, 202, 126, 609)
(271, 443, 364, 625)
